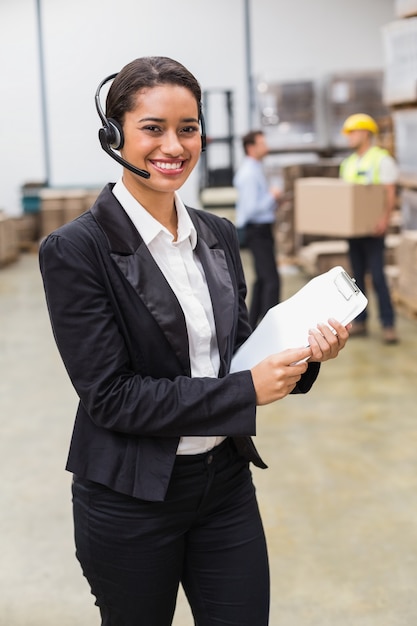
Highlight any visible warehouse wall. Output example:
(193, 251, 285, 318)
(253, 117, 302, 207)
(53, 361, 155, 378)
(0, 0, 395, 215)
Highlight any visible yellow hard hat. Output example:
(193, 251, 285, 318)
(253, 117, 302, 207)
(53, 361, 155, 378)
(342, 113, 379, 135)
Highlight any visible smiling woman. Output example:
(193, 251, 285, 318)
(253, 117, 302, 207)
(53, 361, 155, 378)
(38, 55, 349, 626)
(95, 58, 205, 233)
(120, 84, 202, 229)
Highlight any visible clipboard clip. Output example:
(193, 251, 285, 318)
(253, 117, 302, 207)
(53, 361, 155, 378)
(334, 270, 360, 300)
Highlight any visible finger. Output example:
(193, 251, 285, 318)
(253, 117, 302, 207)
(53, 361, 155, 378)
(309, 327, 332, 350)
(308, 331, 326, 359)
(327, 318, 344, 333)
(309, 327, 339, 361)
(281, 346, 312, 366)
(317, 323, 342, 348)
(327, 319, 351, 348)
(328, 318, 351, 339)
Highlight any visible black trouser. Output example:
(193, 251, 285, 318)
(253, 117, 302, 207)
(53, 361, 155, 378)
(72, 439, 270, 626)
(348, 235, 395, 328)
(246, 222, 280, 328)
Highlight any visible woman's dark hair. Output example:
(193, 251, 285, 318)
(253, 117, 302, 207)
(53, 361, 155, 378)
(106, 56, 202, 125)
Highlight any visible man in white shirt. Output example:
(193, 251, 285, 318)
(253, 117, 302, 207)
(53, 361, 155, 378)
(234, 130, 281, 328)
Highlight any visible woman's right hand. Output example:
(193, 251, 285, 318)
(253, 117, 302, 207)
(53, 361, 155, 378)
(250, 346, 312, 406)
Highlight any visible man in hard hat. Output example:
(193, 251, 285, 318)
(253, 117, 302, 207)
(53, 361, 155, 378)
(340, 113, 399, 344)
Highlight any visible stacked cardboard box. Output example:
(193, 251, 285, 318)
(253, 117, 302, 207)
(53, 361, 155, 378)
(0, 189, 103, 268)
(0, 213, 19, 266)
(276, 160, 340, 258)
(393, 231, 417, 314)
(400, 187, 417, 229)
(39, 188, 101, 240)
(13, 214, 40, 251)
(39, 190, 67, 239)
(383, 14, 417, 186)
(381, 10, 417, 316)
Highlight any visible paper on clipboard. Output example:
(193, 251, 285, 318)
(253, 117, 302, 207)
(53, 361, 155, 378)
(230, 266, 367, 373)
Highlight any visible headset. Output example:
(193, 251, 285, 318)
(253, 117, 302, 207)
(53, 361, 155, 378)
(95, 73, 206, 180)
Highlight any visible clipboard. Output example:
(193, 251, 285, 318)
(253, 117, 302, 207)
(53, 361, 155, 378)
(230, 266, 367, 373)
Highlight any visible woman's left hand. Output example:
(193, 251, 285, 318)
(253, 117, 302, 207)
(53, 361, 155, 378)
(308, 318, 351, 363)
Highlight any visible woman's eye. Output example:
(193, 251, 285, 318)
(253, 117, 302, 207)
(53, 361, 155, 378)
(141, 125, 198, 135)
(181, 126, 199, 134)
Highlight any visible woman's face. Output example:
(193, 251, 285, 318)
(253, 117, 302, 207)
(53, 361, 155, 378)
(121, 84, 202, 194)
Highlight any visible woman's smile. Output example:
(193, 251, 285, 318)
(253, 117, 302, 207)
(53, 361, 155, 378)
(150, 158, 186, 174)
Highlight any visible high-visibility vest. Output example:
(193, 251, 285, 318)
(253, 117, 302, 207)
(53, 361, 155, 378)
(340, 146, 389, 185)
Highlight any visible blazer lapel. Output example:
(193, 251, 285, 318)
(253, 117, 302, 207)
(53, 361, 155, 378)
(91, 185, 190, 374)
(112, 246, 191, 373)
(190, 211, 235, 375)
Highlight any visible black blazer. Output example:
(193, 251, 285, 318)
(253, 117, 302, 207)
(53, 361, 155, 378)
(39, 184, 319, 501)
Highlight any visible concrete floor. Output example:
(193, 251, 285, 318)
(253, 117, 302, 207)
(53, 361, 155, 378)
(1, 250, 417, 626)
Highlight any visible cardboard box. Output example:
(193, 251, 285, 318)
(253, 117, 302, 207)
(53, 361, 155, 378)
(63, 190, 88, 223)
(0, 213, 19, 266)
(295, 178, 386, 237)
(14, 214, 40, 249)
(396, 230, 417, 301)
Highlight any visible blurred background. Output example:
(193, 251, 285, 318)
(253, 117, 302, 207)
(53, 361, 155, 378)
(2, 2, 417, 625)
(2, 0, 417, 282)
(0, 0, 400, 214)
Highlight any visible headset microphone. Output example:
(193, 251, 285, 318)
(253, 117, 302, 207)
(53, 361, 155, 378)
(97, 127, 151, 179)
(95, 73, 151, 179)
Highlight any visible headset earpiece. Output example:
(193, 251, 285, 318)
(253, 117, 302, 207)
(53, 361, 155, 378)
(106, 118, 124, 150)
(200, 107, 206, 152)
(95, 73, 150, 179)
(95, 73, 124, 151)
